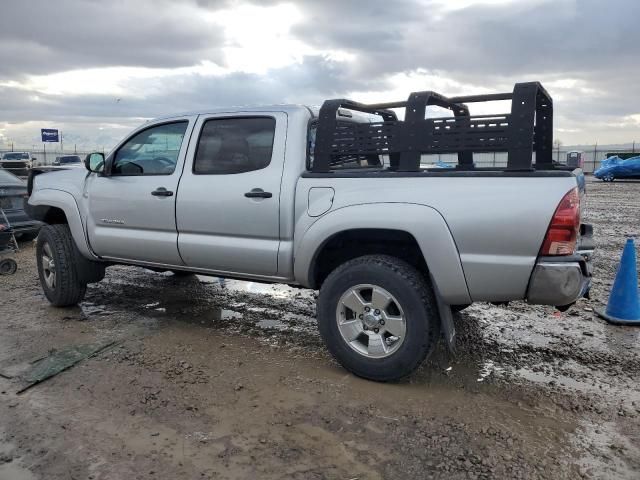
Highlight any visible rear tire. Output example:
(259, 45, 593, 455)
(36, 224, 87, 307)
(317, 255, 440, 381)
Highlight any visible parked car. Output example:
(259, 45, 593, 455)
(0, 169, 42, 239)
(594, 155, 640, 181)
(53, 155, 83, 166)
(26, 82, 593, 381)
(0, 152, 34, 176)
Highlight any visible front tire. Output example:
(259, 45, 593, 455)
(37, 224, 87, 307)
(317, 255, 440, 381)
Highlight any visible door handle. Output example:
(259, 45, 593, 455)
(244, 188, 272, 199)
(151, 187, 174, 197)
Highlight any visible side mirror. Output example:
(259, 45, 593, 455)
(85, 152, 105, 173)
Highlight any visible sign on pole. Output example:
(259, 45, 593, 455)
(41, 129, 59, 142)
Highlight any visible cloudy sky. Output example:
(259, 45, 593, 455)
(1, 0, 638, 150)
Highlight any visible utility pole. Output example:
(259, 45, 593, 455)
(553, 139, 562, 162)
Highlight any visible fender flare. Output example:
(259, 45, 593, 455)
(27, 188, 95, 259)
(293, 203, 471, 305)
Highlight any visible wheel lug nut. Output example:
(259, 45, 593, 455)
(374, 309, 380, 315)
(379, 319, 385, 325)
(373, 328, 379, 333)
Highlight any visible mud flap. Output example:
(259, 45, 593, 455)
(431, 276, 456, 354)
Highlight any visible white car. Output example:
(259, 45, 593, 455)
(0, 152, 34, 176)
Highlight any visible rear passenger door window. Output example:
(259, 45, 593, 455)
(194, 117, 275, 174)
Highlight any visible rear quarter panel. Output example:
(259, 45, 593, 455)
(293, 175, 578, 302)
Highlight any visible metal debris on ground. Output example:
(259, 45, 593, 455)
(15, 340, 118, 394)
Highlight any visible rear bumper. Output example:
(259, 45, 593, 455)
(526, 224, 594, 307)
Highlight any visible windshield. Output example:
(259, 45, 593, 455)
(2, 153, 30, 160)
(59, 156, 81, 164)
(0, 169, 24, 185)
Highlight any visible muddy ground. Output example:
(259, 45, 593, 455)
(0, 177, 639, 480)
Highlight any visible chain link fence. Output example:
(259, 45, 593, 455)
(0, 147, 106, 167)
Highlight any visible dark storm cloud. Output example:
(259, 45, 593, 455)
(0, 0, 223, 78)
(280, 0, 640, 79)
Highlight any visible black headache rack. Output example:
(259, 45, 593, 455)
(312, 81, 556, 173)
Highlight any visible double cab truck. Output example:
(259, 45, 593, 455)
(26, 82, 594, 381)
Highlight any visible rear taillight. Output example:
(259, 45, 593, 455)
(540, 187, 580, 256)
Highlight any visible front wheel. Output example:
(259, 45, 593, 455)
(36, 224, 87, 307)
(602, 173, 615, 182)
(317, 255, 440, 381)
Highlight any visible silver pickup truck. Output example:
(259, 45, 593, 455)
(26, 82, 594, 381)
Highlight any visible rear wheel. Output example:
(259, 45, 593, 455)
(317, 255, 440, 381)
(36, 224, 87, 306)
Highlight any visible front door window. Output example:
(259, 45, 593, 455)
(112, 121, 188, 175)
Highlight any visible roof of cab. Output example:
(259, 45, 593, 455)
(150, 104, 315, 123)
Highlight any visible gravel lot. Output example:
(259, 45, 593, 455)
(0, 177, 639, 479)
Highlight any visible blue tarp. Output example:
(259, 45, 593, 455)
(594, 155, 640, 180)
